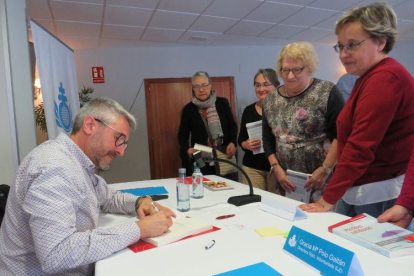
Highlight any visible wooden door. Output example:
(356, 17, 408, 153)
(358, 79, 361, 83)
(145, 77, 236, 179)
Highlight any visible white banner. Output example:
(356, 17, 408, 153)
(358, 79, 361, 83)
(31, 19, 80, 140)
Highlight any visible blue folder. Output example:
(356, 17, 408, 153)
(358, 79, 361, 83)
(119, 186, 168, 196)
(214, 262, 282, 276)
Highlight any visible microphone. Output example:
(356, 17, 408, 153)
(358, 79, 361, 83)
(193, 151, 261, 206)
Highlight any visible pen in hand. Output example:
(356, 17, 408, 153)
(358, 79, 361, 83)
(151, 202, 160, 212)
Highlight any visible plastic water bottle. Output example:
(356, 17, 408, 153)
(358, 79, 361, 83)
(192, 162, 204, 199)
(176, 168, 190, 212)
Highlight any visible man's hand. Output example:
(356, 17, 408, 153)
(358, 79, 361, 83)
(242, 139, 261, 151)
(377, 205, 413, 229)
(136, 210, 175, 239)
(226, 143, 236, 158)
(304, 167, 328, 191)
(273, 166, 296, 193)
(136, 197, 176, 219)
(299, 197, 333, 213)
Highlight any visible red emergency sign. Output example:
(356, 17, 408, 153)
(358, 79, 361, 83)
(92, 67, 105, 83)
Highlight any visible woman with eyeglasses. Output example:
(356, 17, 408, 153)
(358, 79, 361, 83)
(238, 69, 280, 192)
(262, 42, 344, 203)
(178, 71, 238, 178)
(300, 3, 414, 218)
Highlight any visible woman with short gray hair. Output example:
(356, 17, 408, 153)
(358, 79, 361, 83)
(300, 3, 414, 218)
(178, 71, 238, 179)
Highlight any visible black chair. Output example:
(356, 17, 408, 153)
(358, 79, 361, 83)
(0, 184, 10, 227)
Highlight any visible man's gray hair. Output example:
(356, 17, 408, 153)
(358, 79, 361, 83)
(71, 97, 137, 134)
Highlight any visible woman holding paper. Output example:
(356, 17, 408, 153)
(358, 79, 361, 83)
(238, 68, 280, 192)
(178, 71, 238, 178)
(262, 42, 344, 203)
(300, 3, 414, 217)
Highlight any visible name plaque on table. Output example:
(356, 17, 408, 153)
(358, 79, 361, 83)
(260, 197, 307, 221)
(283, 226, 364, 276)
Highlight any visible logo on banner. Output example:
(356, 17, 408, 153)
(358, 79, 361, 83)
(92, 67, 105, 83)
(54, 82, 73, 132)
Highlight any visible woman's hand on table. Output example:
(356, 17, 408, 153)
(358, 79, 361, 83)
(242, 139, 261, 151)
(304, 167, 328, 191)
(274, 166, 296, 193)
(377, 205, 414, 229)
(226, 142, 236, 158)
(299, 197, 333, 213)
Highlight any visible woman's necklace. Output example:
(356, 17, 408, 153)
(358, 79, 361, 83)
(284, 78, 311, 97)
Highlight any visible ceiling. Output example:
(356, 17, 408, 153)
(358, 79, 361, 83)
(26, 0, 414, 50)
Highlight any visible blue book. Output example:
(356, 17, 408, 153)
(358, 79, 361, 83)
(119, 186, 168, 196)
(214, 262, 283, 276)
(329, 213, 414, 258)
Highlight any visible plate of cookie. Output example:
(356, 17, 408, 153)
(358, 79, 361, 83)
(203, 181, 233, 191)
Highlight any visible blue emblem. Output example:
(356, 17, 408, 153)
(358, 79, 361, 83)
(54, 82, 73, 132)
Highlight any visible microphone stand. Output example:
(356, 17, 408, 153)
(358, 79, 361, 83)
(202, 156, 261, 206)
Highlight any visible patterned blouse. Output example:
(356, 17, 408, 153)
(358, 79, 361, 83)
(263, 78, 344, 200)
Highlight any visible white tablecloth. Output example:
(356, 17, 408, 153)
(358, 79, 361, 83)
(96, 175, 413, 276)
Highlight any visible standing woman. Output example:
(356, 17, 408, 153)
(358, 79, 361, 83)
(178, 71, 238, 178)
(238, 69, 280, 192)
(263, 42, 344, 202)
(301, 3, 414, 217)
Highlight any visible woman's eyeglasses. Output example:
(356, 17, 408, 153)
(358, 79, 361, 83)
(193, 83, 210, 91)
(333, 37, 372, 53)
(281, 67, 305, 75)
(254, 83, 274, 88)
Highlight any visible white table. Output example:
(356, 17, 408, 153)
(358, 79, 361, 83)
(96, 176, 413, 276)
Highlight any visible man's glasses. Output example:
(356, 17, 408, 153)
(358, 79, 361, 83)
(254, 83, 274, 88)
(94, 118, 128, 150)
(281, 67, 305, 75)
(333, 36, 372, 53)
(193, 83, 210, 91)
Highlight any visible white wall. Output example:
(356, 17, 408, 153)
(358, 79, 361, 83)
(74, 43, 345, 184)
(390, 43, 414, 75)
(0, 0, 16, 185)
(0, 0, 37, 185)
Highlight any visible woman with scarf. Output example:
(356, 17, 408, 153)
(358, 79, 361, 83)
(178, 71, 238, 179)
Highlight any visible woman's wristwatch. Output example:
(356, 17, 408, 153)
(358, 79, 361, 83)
(270, 162, 279, 172)
(322, 164, 333, 174)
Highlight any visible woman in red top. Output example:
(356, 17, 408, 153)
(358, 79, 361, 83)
(378, 148, 414, 228)
(300, 3, 414, 217)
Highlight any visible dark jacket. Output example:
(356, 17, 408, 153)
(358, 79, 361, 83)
(178, 97, 237, 174)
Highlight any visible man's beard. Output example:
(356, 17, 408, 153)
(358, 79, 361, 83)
(90, 134, 116, 170)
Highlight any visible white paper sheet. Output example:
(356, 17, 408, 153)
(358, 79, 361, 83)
(246, 121, 264, 155)
(285, 170, 311, 204)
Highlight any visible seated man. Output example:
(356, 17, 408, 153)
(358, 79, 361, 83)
(378, 147, 414, 228)
(0, 97, 175, 275)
